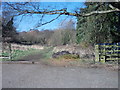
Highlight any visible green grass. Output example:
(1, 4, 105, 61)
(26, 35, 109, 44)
(2, 52, 9, 57)
(1, 48, 42, 61)
(31, 46, 54, 64)
(0, 47, 96, 65)
(13, 49, 42, 60)
(38, 47, 54, 59)
(1, 46, 54, 61)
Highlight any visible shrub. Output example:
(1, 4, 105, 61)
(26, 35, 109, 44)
(58, 54, 79, 59)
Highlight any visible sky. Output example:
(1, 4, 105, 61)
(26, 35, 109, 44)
(2, 0, 86, 2)
(13, 2, 86, 32)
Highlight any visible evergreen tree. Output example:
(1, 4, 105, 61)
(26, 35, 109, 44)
(76, 2, 119, 45)
(2, 17, 17, 42)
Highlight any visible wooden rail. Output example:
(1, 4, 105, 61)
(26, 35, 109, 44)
(0, 43, 12, 60)
(95, 43, 120, 63)
(0, 43, 44, 60)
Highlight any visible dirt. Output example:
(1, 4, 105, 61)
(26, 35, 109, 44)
(14, 52, 119, 71)
(17, 52, 44, 61)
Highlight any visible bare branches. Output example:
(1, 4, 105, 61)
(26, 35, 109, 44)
(78, 3, 120, 17)
(24, 8, 120, 17)
(35, 14, 61, 28)
(5, 2, 120, 17)
(60, 16, 69, 26)
(109, 4, 117, 9)
(15, 2, 29, 5)
(25, 10, 78, 16)
(6, 2, 21, 11)
(79, 9, 120, 17)
(42, 14, 61, 25)
(8, 7, 120, 17)
(4, 2, 79, 16)
(4, 2, 120, 28)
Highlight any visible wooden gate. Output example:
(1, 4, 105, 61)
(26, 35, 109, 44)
(95, 43, 120, 63)
(0, 42, 12, 59)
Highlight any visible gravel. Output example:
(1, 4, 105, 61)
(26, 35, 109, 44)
(2, 63, 118, 88)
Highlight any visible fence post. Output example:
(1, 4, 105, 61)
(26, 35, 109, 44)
(95, 44, 99, 62)
(117, 43, 120, 64)
(8, 43, 12, 60)
(100, 44, 106, 63)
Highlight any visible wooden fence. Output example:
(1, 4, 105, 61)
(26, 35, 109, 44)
(0, 43, 44, 60)
(0, 42, 12, 59)
(95, 43, 120, 63)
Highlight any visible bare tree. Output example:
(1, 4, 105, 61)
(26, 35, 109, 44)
(3, 2, 120, 27)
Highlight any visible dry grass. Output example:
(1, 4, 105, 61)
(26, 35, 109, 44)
(47, 58, 119, 71)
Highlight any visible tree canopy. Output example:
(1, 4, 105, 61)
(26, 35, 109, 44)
(76, 2, 120, 45)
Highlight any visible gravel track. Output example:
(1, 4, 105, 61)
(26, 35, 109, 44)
(2, 63, 118, 88)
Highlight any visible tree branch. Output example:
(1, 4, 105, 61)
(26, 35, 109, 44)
(6, 2, 21, 11)
(24, 9, 120, 17)
(6, 2, 120, 17)
(24, 9, 77, 16)
(16, 2, 29, 5)
(35, 14, 61, 28)
(79, 9, 120, 17)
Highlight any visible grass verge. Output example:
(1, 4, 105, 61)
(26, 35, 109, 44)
(1, 48, 42, 61)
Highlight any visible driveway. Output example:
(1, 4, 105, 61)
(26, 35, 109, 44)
(2, 63, 118, 88)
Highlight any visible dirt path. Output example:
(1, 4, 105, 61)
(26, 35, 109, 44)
(17, 52, 44, 62)
(2, 64, 118, 88)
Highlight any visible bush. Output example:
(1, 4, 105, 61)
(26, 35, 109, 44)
(60, 54, 79, 59)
